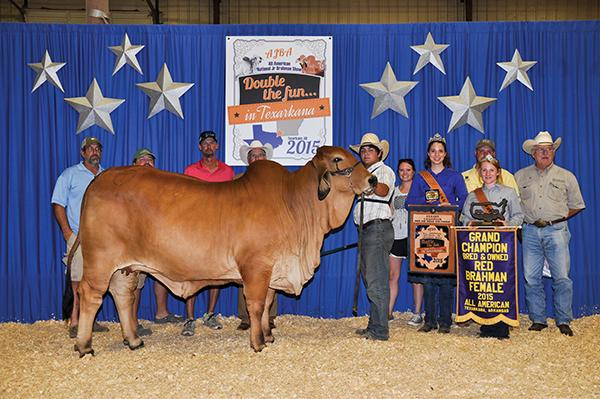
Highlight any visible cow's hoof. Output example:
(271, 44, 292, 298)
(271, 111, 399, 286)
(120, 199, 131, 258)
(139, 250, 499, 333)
(264, 334, 275, 344)
(251, 343, 266, 352)
(74, 344, 94, 358)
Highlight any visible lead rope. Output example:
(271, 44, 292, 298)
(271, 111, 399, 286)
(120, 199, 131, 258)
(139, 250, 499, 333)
(352, 193, 365, 316)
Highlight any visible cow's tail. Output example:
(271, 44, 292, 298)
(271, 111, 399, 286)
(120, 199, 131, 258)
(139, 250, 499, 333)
(62, 235, 80, 321)
(66, 235, 80, 269)
(62, 265, 73, 321)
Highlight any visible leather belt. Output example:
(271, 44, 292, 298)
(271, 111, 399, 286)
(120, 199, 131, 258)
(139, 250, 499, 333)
(363, 218, 390, 229)
(527, 217, 568, 228)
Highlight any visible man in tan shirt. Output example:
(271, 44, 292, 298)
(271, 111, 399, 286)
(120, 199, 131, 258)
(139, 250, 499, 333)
(515, 131, 585, 336)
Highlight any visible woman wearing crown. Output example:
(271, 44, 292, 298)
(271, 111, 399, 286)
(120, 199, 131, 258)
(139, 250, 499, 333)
(406, 133, 468, 334)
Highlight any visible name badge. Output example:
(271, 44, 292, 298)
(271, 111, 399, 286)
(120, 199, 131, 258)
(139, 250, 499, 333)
(425, 189, 440, 202)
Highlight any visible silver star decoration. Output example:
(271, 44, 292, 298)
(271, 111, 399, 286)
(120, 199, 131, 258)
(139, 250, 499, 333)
(109, 33, 145, 76)
(410, 32, 449, 75)
(438, 77, 497, 133)
(497, 49, 537, 91)
(64, 79, 125, 134)
(136, 63, 194, 119)
(27, 50, 66, 93)
(359, 62, 418, 119)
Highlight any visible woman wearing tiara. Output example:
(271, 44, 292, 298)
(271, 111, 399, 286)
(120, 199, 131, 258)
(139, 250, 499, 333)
(406, 134, 468, 334)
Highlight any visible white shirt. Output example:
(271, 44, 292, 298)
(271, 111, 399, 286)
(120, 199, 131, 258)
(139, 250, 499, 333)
(353, 161, 396, 224)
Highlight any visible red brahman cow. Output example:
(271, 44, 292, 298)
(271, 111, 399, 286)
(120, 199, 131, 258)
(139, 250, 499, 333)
(74, 146, 376, 356)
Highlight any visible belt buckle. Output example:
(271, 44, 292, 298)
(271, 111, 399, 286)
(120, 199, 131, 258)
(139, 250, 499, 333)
(364, 218, 383, 228)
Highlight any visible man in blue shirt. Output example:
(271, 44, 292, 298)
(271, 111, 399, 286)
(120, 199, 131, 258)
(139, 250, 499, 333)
(51, 137, 109, 338)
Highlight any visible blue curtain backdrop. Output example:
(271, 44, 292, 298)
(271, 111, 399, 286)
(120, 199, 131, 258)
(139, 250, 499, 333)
(0, 21, 598, 322)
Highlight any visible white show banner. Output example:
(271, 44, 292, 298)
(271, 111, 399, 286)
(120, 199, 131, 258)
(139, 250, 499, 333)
(225, 36, 333, 166)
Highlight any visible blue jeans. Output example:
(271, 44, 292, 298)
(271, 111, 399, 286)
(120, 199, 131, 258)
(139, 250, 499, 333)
(359, 220, 394, 339)
(422, 275, 454, 329)
(522, 222, 573, 325)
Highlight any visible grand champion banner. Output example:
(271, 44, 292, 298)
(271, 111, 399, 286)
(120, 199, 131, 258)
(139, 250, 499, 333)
(225, 36, 333, 166)
(454, 227, 519, 327)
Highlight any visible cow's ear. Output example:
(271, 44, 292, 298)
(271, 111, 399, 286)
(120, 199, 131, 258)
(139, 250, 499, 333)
(318, 171, 331, 200)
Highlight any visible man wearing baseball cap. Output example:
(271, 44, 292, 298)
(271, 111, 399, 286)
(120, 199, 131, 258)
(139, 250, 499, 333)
(235, 140, 278, 331)
(184, 131, 235, 182)
(515, 131, 585, 336)
(462, 139, 519, 194)
(181, 130, 234, 336)
(132, 148, 156, 167)
(51, 137, 109, 338)
(129, 148, 184, 337)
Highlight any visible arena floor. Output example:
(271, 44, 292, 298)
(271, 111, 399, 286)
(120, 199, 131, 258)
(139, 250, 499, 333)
(1, 313, 599, 398)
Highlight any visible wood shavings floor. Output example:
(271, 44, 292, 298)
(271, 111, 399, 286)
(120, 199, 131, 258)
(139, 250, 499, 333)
(1, 313, 599, 398)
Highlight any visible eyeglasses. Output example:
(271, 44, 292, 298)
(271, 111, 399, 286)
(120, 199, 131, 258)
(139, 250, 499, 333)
(84, 145, 102, 153)
(534, 147, 554, 154)
(136, 156, 154, 163)
(248, 153, 266, 161)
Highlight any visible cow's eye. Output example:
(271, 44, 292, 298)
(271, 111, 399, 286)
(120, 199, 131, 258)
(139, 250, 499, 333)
(332, 157, 342, 163)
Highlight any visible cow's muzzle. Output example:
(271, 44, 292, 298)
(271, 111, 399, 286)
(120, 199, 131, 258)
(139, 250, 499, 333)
(368, 175, 378, 188)
(361, 175, 377, 195)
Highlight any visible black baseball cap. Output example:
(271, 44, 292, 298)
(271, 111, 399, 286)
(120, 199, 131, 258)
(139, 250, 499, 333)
(199, 130, 217, 144)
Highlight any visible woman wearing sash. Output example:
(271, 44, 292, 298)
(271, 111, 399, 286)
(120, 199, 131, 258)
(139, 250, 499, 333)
(406, 134, 468, 333)
(461, 155, 523, 338)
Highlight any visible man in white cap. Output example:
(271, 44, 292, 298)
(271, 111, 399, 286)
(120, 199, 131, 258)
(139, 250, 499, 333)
(350, 133, 395, 341)
(515, 131, 585, 336)
(51, 137, 109, 338)
(235, 140, 277, 331)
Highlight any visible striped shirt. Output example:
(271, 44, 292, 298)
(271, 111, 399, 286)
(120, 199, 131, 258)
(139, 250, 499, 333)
(353, 161, 396, 225)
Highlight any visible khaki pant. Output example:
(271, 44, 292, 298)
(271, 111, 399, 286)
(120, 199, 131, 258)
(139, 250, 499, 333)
(62, 234, 83, 281)
(137, 273, 147, 289)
